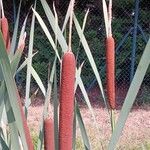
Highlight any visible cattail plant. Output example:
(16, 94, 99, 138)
(59, 0, 76, 149)
(59, 51, 76, 150)
(0, 0, 10, 52)
(44, 118, 55, 150)
(102, 0, 116, 131)
(106, 36, 115, 109)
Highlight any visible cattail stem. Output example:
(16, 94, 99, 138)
(44, 118, 55, 150)
(110, 109, 115, 132)
(59, 51, 76, 150)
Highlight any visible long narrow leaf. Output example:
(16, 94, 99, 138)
(25, 1, 36, 113)
(0, 82, 5, 121)
(32, 8, 60, 61)
(108, 39, 150, 150)
(16, 53, 37, 74)
(61, 0, 72, 33)
(10, 0, 22, 55)
(4, 94, 20, 150)
(76, 102, 90, 150)
(0, 32, 28, 149)
(102, 0, 109, 37)
(31, 66, 46, 96)
(39, 0, 68, 52)
(53, 57, 59, 150)
(0, 135, 9, 150)
(74, 15, 108, 111)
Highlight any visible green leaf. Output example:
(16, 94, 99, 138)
(31, 66, 46, 96)
(76, 102, 91, 150)
(77, 76, 99, 133)
(0, 82, 5, 121)
(11, 14, 29, 75)
(53, 57, 59, 150)
(0, 31, 28, 149)
(102, 0, 109, 37)
(74, 15, 108, 112)
(39, 0, 68, 52)
(10, 0, 22, 55)
(0, 135, 9, 150)
(4, 93, 20, 150)
(61, 0, 72, 33)
(32, 8, 61, 61)
(25, 1, 36, 112)
(16, 53, 37, 74)
(108, 39, 150, 150)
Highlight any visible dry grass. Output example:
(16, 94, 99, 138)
(27, 101, 150, 149)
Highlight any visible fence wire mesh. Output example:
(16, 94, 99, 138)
(4, 0, 150, 105)
(57, 0, 150, 104)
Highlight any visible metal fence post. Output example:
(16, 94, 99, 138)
(130, 0, 140, 83)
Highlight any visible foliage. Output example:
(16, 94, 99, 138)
(0, 0, 150, 149)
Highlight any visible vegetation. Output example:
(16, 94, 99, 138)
(0, 0, 149, 149)
(3, 0, 149, 85)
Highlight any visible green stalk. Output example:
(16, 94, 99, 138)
(111, 109, 115, 133)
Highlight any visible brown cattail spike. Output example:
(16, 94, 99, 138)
(59, 51, 76, 150)
(44, 118, 55, 150)
(106, 36, 115, 109)
(0, 17, 11, 53)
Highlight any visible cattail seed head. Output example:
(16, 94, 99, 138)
(59, 51, 76, 150)
(44, 118, 55, 150)
(106, 36, 115, 109)
(0, 17, 11, 53)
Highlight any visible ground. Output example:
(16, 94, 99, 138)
(27, 96, 150, 150)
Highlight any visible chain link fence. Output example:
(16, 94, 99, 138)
(4, 0, 150, 104)
(56, 0, 150, 105)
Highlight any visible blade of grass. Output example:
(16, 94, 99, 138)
(16, 52, 37, 74)
(108, 39, 150, 150)
(10, 0, 22, 55)
(10, 13, 29, 74)
(0, 135, 9, 150)
(61, 0, 72, 33)
(39, 0, 68, 52)
(0, 82, 5, 121)
(77, 76, 99, 131)
(0, 68, 3, 81)
(11, 33, 26, 76)
(4, 93, 20, 150)
(102, 0, 109, 37)
(52, 7, 59, 149)
(53, 57, 59, 150)
(76, 102, 91, 150)
(0, 31, 28, 149)
(74, 15, 108, 112)
(32, 8, 60, 61)
(31, 66, 46, 96)
(15, 54, 46, 97)
(76, 9, 89, 61)
(25, 1, 36, 116)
